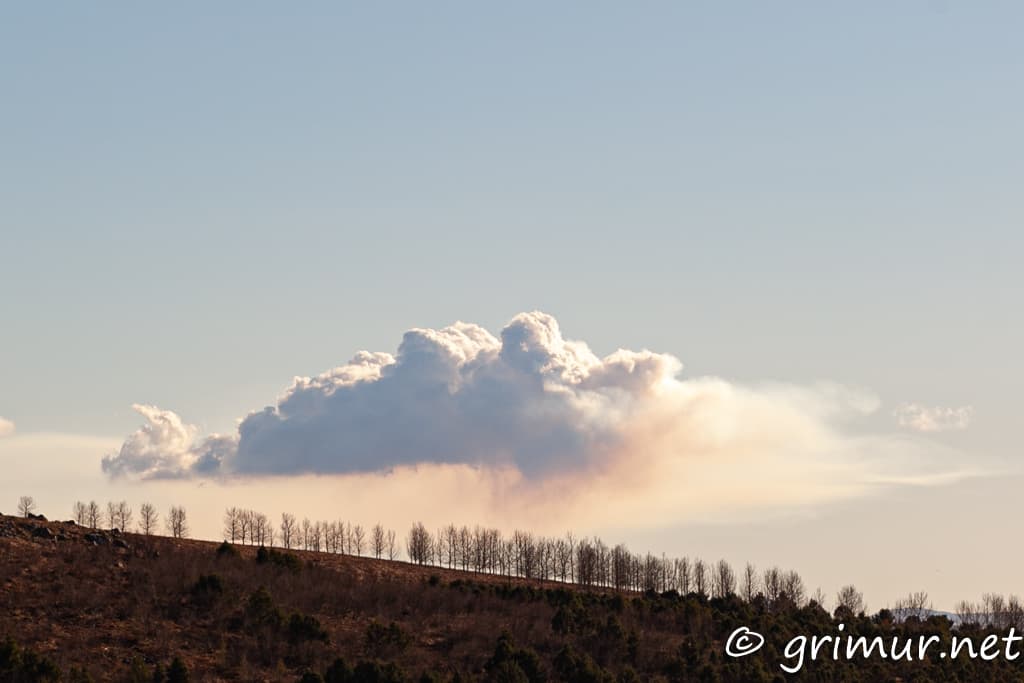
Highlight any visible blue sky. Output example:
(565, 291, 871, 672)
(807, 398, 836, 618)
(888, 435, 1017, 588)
(1, 3, 1022, 608)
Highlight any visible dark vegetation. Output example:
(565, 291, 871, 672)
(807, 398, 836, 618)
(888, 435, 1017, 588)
(3, 510, 1024, 681)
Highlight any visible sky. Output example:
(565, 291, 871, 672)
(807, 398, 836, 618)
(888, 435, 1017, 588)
(1, 2, 1022, 610)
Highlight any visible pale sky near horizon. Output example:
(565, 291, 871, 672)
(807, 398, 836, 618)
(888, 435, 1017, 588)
(2, 3, 1022, 610)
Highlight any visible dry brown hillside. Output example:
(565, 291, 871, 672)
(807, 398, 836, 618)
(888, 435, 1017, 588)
(0, 513, 652, 682)
(5, 513, 1019, 683)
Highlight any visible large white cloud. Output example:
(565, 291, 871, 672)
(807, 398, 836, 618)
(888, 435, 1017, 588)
(103, 312, 973, 519)
(0, 417, 14, 438)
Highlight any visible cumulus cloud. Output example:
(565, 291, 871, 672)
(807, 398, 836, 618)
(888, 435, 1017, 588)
(894, 403, 974, 432)
(101, 404, 235, 479)
(103, 312, 974, 522)
(0, 417, 14, 438)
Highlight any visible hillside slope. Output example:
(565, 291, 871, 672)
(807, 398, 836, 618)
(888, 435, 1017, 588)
(1, 513, 1021, 682)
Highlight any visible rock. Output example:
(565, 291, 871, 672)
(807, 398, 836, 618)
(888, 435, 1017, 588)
(31, 526, 54, 539)
(84, 533, 109, 546)
(113, 538, 130, 549)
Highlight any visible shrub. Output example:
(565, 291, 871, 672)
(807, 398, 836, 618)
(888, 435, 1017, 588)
(485, 633, 544, 683)
(68, 665, 95, 682)
(486, 660, 529, 683)
(246, 586, 283, 629)
(216, 540, 239, 558)
(287, 612, 329, 644)
(553, 644, 613, 683)
(351, 660, 406, 683)
(552, 605, 573, 634)
(324, 658, 353, 683)
(0, 636, 61, 682)
(167, 657, 190, 683)
(125, 656, 152, 683)
(617, 667, 641, 683)
(191, 573, 224, 608)
(364, 621, 410, 656)
(256, 546, 303, 572)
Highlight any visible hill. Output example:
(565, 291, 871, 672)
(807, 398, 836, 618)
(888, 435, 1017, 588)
(1, 513, 1023, 682)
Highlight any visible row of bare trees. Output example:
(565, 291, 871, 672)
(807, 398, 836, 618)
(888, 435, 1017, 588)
(955, 593, 1024, 630)
(11, 496, 957, 619)
(402, 521, 828, 606)
(70, 500, 187, 538)
(225, 508, 401, 560)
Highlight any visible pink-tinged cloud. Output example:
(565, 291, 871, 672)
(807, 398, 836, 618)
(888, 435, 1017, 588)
(102, 312, 974, 520)
(0, 417, 14, 438)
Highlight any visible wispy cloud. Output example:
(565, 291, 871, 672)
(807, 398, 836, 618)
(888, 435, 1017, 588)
(894, 403, 974, 433)
(0, 417, 14, 438)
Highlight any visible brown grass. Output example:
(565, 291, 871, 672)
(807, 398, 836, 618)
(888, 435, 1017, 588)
(0, 514, 638, 681)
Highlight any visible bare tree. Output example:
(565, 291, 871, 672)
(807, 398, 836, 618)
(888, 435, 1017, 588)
(253, 512, 268, 546)
(713, 559, 736, 597)
(311, 521, 323, 552)
(956, 599, 981, 627)
(677, 557, 692, 594)
(782, 570, 806, 607)
(1005, 595, 1024, 631)
(223, 507, 240, 542)
(86, 501, 101, 528)
(693, 558, 708, 596)
(240, 509, 253, 545)
(73, 501, 88, 526)
(352, 524, 365, 556)
(742, 563, 758, 602)
(280, 512, 296, 549)
(407, 522, 432, 564)
(442, 524, 458, 568)
(106, 501, 118, 530)
(565, 532, 577, 583)
(139, 503, 158, 535)
(264, 516, 276, 548)
(835, 584, 866, 617)
(18, 496, 36, 518)
(763, 566, 782, 606)
(264, 524, 275, 548)
(372, 523, 385, 559)
(892, 590, 931, 622)
(166, 505, 188, 539)
(301, 518, 312, 550)
(985, 593, 1005, 627)
(386, 529, 397, 560)
(114, 501, 132, 532)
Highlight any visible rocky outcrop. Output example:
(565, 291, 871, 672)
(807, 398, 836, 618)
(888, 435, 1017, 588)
(0, 514, 130, 550)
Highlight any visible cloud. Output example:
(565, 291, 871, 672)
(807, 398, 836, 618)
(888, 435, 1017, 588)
(0, 417, 14, 438)
(102, 312, 974, 522)
(101, 404, 235, 479)
(894, 403, 973, 432)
